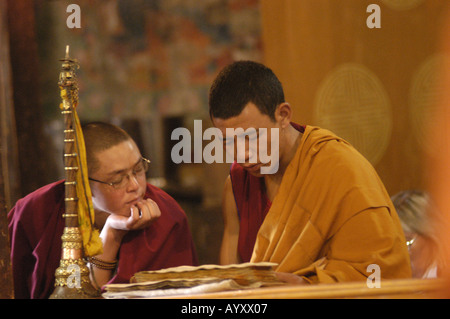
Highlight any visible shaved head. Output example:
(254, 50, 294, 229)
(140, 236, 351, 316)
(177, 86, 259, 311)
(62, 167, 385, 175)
(82, 122, 133, 174)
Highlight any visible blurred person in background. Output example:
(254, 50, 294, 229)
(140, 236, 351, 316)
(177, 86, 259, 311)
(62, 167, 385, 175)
(391, 190, 440, 278)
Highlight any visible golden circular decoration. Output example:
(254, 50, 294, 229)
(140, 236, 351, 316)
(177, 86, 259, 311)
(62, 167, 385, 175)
(381, 0, 425, 11)
(314, 63, 392, 165)
(410, 54, 448, 154)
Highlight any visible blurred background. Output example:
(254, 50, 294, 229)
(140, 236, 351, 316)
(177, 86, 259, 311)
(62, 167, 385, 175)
(1, 1, 450, 295)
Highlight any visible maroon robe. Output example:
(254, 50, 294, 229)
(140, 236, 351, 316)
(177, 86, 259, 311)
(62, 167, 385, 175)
(230, 162, 271, 263)
(8, 180, 198, 299)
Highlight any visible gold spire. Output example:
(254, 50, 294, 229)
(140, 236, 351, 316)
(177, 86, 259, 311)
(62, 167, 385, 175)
(49, 46, 100, 299)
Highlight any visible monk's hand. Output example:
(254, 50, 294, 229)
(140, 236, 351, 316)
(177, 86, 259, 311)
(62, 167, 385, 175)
(106, 199, 161, 231)
(274, 272, 307, 285)
(127, 198, 161, 230)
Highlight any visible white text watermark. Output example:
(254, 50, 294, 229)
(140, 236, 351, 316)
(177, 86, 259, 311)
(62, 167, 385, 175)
(171, 120, 279, 174)
(366, 263, 381, 288)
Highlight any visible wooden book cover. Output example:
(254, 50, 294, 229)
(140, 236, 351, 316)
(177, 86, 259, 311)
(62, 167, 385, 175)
(103, 262, 284, 297)
(131, 262, 281, 285)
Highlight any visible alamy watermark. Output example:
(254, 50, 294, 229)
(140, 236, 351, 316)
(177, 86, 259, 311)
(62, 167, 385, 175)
(366, 4, 381, 29)
(66, 4, 381, 30)
(171, 120, 280, 174)
(366, 264, 381, 288)
(66, 4, 81, 29)
(67, 264, 81, 289)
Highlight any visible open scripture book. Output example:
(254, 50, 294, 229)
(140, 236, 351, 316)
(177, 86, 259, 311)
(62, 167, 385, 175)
(102, 262, 284, 299)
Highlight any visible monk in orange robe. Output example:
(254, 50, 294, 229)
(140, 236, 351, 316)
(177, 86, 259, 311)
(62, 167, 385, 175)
(210, 61, 411, 284)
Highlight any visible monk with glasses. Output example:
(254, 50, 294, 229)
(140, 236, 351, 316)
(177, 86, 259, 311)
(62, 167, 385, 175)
(8, 122, 197, 298)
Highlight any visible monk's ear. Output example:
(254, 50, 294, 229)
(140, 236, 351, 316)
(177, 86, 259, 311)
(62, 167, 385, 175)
(275, 103, 292, 128)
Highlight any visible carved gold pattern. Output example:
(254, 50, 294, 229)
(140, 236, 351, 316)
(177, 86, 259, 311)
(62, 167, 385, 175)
(314, 63, 392, 165)
(410, 54, 448, 155)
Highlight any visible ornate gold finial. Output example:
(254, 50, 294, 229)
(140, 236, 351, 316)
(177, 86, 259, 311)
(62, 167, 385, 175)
(50, 228, 98, 299)
(49, 46, 99, 299)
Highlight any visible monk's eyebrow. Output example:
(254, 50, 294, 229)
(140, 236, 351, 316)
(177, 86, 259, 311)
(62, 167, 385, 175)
(105, 158, 142, 177)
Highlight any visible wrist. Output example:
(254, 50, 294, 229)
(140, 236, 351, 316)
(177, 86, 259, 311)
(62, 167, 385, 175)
(100, 221, 126, 258)
(102, 218, 127, 240)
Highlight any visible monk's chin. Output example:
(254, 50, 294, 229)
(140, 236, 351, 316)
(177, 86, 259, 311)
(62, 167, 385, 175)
(242, 163, 272, 177)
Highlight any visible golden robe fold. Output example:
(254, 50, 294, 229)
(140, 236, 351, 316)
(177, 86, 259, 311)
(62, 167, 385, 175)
(251, 126, 412, 283)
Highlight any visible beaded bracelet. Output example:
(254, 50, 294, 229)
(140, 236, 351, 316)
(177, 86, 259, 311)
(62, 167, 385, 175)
(88, 256, 117, 271)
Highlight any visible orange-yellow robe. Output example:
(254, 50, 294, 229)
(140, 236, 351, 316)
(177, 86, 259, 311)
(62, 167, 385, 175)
(251, 126, 412, 283)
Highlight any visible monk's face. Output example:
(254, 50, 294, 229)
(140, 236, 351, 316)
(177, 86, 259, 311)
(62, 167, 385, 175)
(89, 140, 147, 217)
(212, 102, 289, 177)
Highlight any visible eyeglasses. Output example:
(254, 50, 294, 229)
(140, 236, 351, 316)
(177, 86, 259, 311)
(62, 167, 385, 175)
(406, 236, 416, 252)
(89, 157, 151, 189)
